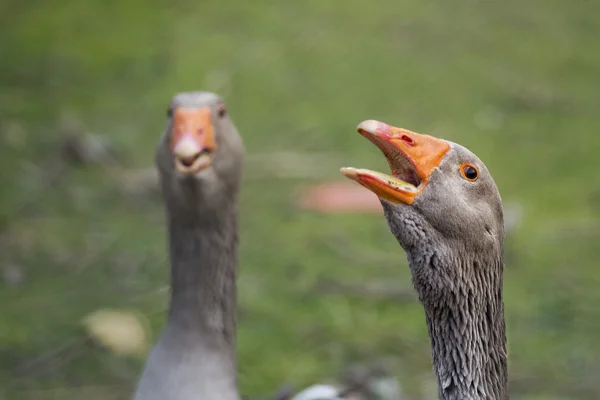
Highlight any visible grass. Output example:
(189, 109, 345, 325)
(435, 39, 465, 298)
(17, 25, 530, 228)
(1, 0, 599, 398)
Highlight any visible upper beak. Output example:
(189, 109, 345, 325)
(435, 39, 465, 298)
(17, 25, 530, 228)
(341, 120, 450, 205)
(170, 107, 216, 174)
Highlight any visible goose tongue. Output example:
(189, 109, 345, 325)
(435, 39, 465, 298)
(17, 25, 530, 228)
(341, 120, 450, 205)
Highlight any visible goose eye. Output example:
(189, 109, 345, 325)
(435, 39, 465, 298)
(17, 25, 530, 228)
(217, 104, 227, 119)
(460, 164, 478, 181)
(167, 108, 173, 118)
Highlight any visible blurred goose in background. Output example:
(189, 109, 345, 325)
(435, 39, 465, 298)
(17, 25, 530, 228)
(133, 91, 244, 400)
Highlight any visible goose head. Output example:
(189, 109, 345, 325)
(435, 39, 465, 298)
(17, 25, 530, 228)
(156, 91, 244, 209)
(341, 120, 504, 300)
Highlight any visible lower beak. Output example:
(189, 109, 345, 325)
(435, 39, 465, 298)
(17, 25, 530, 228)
(341, 120, 450, 205)
(170, 107, 216, 174)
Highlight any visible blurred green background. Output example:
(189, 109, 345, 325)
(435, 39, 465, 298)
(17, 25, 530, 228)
(1, 0, 599, 399)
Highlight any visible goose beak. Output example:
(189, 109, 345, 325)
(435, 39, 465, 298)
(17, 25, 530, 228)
(341, 120, 450, 205)
(170, 107, 216, 175)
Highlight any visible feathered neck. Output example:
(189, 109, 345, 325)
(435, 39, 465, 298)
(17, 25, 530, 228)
(409, 247, 508, 400)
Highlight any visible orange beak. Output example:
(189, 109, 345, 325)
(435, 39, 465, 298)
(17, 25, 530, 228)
(170, 107, 216, 174)
(341, 120, 450, 205)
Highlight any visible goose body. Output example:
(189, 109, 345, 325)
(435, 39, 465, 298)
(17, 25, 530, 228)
(342, 120, 508, 400)
(134, 91, 244, 400)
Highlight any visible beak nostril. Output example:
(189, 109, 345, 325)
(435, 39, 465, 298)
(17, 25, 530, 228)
(401, 135, 414, 145)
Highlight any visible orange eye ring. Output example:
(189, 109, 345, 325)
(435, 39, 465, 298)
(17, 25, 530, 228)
(460, 163, 478, 181)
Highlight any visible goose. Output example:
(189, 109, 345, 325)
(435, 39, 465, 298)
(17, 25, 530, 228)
(132, 91, 352, 400)
(341, 120, 508, 400)
(134, 91, 244, 400)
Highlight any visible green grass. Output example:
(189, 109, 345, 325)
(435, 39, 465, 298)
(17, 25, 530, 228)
(1, 0, 599, 398)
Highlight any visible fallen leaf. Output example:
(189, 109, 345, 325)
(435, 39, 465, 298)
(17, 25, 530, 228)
(82, 309, 149, 358)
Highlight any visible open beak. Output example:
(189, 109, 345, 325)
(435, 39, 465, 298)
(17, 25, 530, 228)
(341, 120, 450, 205)
(170, 107, 216, 175)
